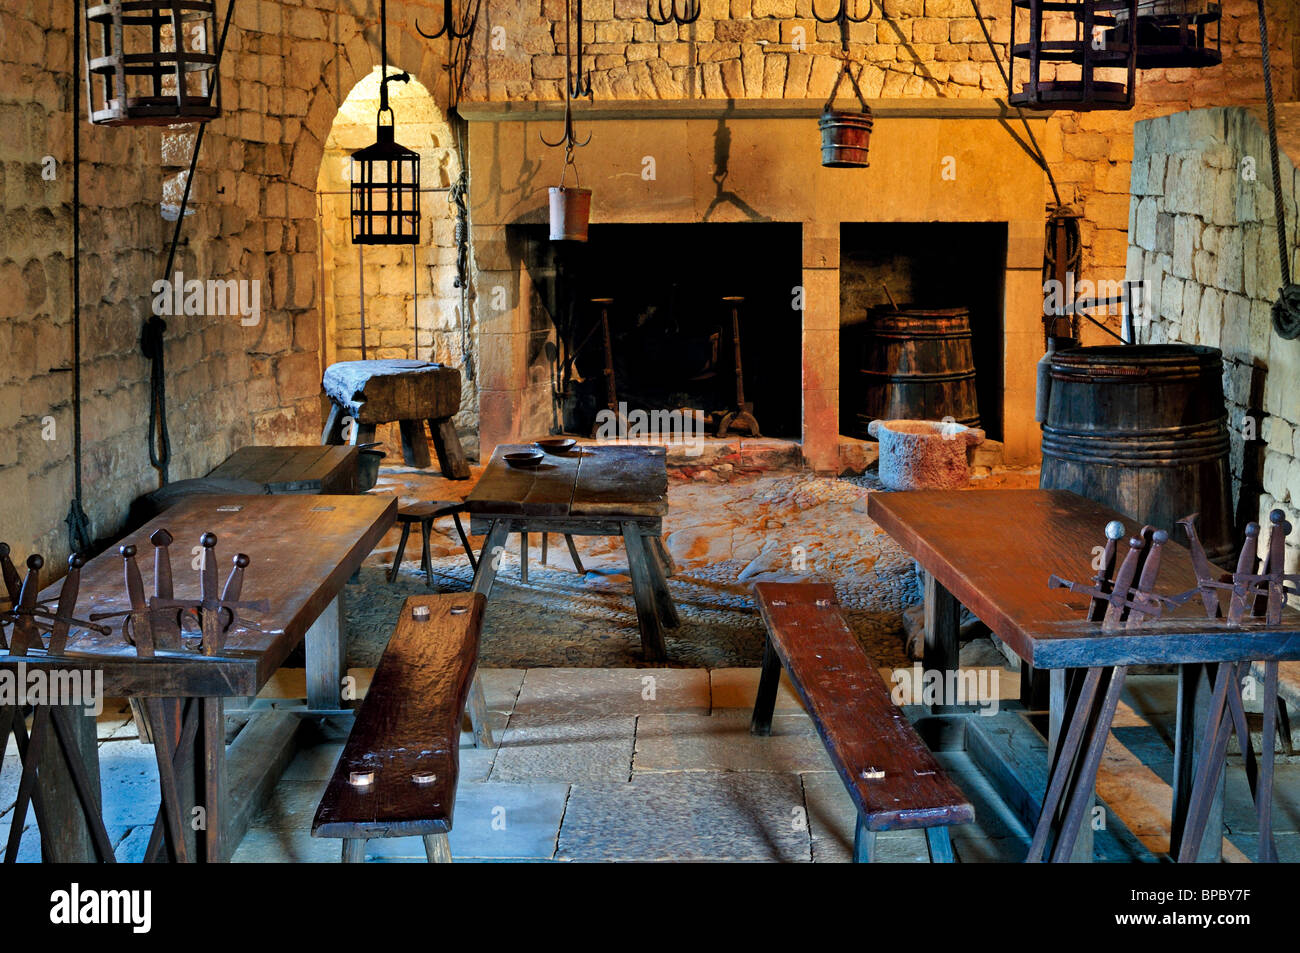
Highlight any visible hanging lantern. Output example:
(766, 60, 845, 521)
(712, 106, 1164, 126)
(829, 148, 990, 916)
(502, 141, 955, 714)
(350, 0, 420, 245)
(1010, 0, 1138, 111)
(1106, 1, 1222, 69)
(84, 0, 221, 126)
(350, 113, 421, 245)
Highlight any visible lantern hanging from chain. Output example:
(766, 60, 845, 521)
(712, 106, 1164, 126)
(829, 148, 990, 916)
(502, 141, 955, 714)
(351, 0, 420, 245)
(1009, 0, 1138, 111)
(84, 0, 224, 125)
(1106, 1, 1221, 69)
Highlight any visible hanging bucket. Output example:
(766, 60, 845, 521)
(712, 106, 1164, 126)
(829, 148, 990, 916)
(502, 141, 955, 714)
(820, 110, 873, 168)
(549, 186, 591, 242)
(819, 59, 873, 169)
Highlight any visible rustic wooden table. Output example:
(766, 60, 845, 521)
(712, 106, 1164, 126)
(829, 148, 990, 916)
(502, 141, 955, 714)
(206, 445, 358, 494)
(9, 493, 395, 862)
(868, 488, 1300, 863)
(463, 444, 677, 662)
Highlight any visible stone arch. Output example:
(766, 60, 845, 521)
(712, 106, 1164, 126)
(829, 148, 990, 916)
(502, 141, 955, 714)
(309, 33, 479, 461)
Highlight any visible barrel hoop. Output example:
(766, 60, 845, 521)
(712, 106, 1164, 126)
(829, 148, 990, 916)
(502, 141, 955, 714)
(1050, 364, 1219, 384)
(1041, 423, 1230, 466)
(861, 370, 978, 384)
(871, 329, 974, 341)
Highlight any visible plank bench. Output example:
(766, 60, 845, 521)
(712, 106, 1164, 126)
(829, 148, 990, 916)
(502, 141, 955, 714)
(750, 582, 974, 862)
(311, 593, 486, 862)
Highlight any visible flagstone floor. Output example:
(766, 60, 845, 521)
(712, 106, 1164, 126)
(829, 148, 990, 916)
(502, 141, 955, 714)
(4, 462, 1299, 862)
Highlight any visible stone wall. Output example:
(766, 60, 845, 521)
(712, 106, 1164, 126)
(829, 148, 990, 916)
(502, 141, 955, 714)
(2, 0, 1298, 563)
(1128, 104, 1300, 570)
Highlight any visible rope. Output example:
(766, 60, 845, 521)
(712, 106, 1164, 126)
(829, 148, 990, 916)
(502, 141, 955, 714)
(66, 0, 90, 555)
(1257, 0, 1300, 339)
(141, 316, 171, 484)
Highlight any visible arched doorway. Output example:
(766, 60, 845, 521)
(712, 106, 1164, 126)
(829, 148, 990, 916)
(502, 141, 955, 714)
(316, 66, 478, 461)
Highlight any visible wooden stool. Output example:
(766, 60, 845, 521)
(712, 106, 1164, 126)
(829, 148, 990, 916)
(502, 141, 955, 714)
(390, 502, 477, 587)
(321, 359, 470, 480)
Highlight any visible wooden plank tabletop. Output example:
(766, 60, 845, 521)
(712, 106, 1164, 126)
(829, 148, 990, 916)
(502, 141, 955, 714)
(17, 494, 395, 695)
(464, 444, 667, 519)
(207, 445, 357, 494)
(868, 489, 1300, 669)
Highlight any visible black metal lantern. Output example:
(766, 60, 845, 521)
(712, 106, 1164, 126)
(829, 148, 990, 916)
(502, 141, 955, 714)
(351, 0, 420, 245)
(1010, 0, 1138, 111)
(84, 0, 222, 126)
(1107, 1, 1222, 69)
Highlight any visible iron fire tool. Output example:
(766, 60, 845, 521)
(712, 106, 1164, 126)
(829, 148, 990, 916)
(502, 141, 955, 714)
(716, 296, 761, 438)
(0, 547, 116, 862)
(1047, 521, 1185, 629)
(1179, 510, 1300, 625)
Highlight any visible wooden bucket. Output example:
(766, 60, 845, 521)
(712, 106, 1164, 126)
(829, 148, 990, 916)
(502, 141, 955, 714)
(1039, 343, 1235, 563)
(549, 186, 591, 242)
(857, 306, 980, 436)
(819, 110, 873, 168)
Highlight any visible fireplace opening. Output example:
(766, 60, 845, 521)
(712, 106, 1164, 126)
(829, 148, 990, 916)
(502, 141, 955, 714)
(517, 222, 803, 440)
(839, 223, 1008, 443)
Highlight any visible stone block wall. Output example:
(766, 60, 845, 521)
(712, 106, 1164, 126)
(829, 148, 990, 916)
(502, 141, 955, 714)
(2, 0, 1298, 564)
(1128, 104, 1300, 570)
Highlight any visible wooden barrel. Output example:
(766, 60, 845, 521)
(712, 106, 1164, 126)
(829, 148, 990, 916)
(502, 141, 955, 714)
(1039, 343, 1235, 563)
(857, 306, 980, 436)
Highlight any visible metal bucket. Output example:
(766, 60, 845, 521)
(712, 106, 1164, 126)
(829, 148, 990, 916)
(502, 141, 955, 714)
(819, 110, 873, 168)
(549, 186, 592, 242)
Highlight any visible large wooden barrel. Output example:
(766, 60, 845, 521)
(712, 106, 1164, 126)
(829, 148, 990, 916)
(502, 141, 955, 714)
(857, 306, 980, 436)
(1039, 343, 1235, 563)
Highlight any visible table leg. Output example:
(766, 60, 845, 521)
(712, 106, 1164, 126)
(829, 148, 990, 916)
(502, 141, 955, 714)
(1049, 666, 1126, 863)
(749, 636, 781, 736)
(1259, 660, 1280, 863)
(650, 535, 676, 577)
(923, 573, 961, 708)
(199, 697, 227, 863)
(29, 705, 108, 863)
(306, 594, 346, 711)
(643, 533, 680, 628)
(1170, 663, 1225, 863)
(1175, 662, 1238, 862)
(1042, 668, 1095, 862)
(564, 534, 586, 574)
(520, 532, 529, 584)
(429, 417, 471, 480)
(399, 419, 433, 469)
(471, 519, 512, 597)
(621, 521, 668, 662)
(423, 832, 453, 863)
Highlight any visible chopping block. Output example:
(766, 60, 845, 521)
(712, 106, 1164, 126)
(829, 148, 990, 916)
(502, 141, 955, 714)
(321, 359, 470, 480)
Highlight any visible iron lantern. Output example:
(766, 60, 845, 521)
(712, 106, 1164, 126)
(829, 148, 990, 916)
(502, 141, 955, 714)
(1009, 0, 1139, 111)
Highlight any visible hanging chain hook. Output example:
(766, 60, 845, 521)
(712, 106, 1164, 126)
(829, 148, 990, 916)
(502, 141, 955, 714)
(647, 0, 701, 26)
(416, 0, 478, 40)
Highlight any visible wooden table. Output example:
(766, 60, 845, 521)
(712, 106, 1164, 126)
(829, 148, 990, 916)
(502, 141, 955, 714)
(9, 493, 395, 862)
(868, 488, 1300, 863)
(463, 444, 677, 662)
(206, 445, 358, 494)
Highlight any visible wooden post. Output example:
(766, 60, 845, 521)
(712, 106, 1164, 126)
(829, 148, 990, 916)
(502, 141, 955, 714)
(1171, 662, 1225, 862)
(923, 574, 961, 707)
(33, 706, 102, 862)
(1048, 668, 1094, 862)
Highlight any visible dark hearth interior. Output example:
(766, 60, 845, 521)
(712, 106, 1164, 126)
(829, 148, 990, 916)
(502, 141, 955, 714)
(518, 223, 803, 439)
(839, 222, 1008, 442)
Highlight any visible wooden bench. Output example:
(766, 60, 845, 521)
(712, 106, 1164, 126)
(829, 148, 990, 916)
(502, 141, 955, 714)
(311, 593, 486, 862)
(750, 582, 974, 862)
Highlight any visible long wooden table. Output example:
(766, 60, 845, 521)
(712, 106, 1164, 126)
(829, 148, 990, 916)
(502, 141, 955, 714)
(868, 488, 1300, 862)
(464, 444, 677, 662)
(6, 493, 395, 862)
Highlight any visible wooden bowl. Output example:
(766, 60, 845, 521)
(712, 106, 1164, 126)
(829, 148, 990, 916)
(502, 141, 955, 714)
(535, 437, 577, 455)
(504, 450, 545, 469)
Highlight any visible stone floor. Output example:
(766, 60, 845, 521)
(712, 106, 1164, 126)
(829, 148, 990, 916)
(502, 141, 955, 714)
(3, 458, 1296, 862)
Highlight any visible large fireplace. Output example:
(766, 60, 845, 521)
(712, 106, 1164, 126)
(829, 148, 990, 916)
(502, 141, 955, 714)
(516, 222, 804, 439)
(462, 100, 1052, 471)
